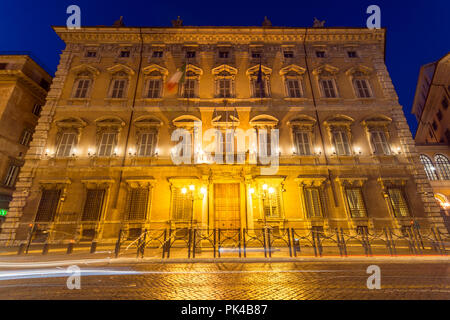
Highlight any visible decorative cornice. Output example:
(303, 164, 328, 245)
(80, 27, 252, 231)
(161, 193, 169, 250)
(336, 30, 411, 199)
(53, 27, 385, 46)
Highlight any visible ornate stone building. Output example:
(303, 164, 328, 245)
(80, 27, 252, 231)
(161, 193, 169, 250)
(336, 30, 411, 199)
(0, 55, 51, 231)
(0, 23, 446, 244)
(412, 53, 450, 232)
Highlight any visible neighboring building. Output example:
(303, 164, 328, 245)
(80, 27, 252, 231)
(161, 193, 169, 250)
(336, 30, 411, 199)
(412, 53, 450, 232)
(0, 55, 52, 232)
(0, 21, 446, 245)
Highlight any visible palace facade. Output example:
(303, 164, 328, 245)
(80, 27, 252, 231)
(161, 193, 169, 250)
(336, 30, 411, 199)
(0, 22, 446, 244)
(412, 53, 450, 232)
(0, 55, 51, 231)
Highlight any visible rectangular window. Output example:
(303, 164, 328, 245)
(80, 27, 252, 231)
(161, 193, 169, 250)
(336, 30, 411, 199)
(152, 51, 163, 58)
(127, 188, 149, 220)
(82, 189, 105, 221)
(146, 79, 161, 98)
(183, 79, 196, 98)
(218, 79, 231, 98)
(304, 187, 323, 217)
(111, 79, 126, 98)
(3, 164, 20, 187)
(119, 50, 130, 58)
(219, 51, 229, 59)
(388, 188, 410, 217)
(295, 131, 311, 155)
(253, 80, 266, 98)
(0, 63, 7, 70)
(345, 188, 367, 218)
(332, 130, 351, 155)
(85, 51, 97, 57)
(370, 130, 390, 155)
(35, 189, 61, 222)
(316, 51, 325, 58)
(284, 51, 294, 58)
(263, 187, 282, 218)
(354, 79, 372, 98)
(287, 79, 302, 98)
(251, 52, 261, 59)
(437, 110, 443, 121)
(32, 104, 42, 116)
(56, 132, 77, 157)
(321, 79, 337, 98)
(98, 132, 117, 157)
(74, 79, 90, 98)
(172, 187, 193, 220)
(186, 51, 196, 59)
(138, 132, 156, 157)
(20, 129, 33, 146)
(347, 51, 358, 58)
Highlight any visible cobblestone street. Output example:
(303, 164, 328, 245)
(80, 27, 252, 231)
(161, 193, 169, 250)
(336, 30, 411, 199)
(0, 260, 448, 299)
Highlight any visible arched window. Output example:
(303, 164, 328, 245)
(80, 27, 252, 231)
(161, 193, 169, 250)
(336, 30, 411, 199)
(435, 154, 450, 180)
(420, 154, 438, 180)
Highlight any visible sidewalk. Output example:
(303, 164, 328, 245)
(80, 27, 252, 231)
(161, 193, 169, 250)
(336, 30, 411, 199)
(0, 251, 448, 269)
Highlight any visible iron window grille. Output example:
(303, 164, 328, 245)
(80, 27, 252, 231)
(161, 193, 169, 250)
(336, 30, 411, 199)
(172, 187, 193, 221)
(126, 188, 149, 220)
(387, 187, 410, 217)
(82, 189, 105, 221)
(304, 187, 323, 218)
(345, 188, 367, 218)
(35, 189, 61, 222)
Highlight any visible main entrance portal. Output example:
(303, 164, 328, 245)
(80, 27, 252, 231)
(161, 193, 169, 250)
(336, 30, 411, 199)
(214, 183, 241, 229)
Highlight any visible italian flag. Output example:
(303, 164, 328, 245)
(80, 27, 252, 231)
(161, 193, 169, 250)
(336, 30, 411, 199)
(166, 64, 186, 92)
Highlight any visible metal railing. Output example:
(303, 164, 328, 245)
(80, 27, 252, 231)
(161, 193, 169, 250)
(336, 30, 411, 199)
(3, 223, 448, 258)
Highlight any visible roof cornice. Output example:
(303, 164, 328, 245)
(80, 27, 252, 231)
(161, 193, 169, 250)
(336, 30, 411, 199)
(52, 26, 385, 45)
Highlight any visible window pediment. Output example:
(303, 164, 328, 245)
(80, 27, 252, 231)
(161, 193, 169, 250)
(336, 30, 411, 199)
(361, 115, 392, 129)
(142, 64, 169, 78)
(312, 64, 339, 76)
(172, 115, 201, 128)
(346, 65, 373, 76)
(324, 115, 354, 128)
(287, 115, 316, 129)
(184, 64, 203, 79)
(55, 117, 87, 129)
(107, 64, 135, 76)
(95, 116, 125, 130)
(249, 114, 278, 127)
(246, 65, 272, 78)
(212, 64, 237, 77)
(279, 65, 306, 77)
(71, 64, 100, 77)
(134, 116, 163, 128)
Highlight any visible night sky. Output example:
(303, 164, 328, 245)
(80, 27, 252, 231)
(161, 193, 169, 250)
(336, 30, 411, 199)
(1, 0, 449, 134)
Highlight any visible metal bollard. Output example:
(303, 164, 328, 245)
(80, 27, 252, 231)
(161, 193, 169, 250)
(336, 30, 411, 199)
(67, 242, 74, 254)
(42, 243, 49, 255)
(90, 241, 97, 254)
(17, 243, 25, 255)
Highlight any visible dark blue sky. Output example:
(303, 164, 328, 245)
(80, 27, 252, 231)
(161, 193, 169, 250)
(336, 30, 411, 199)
(1, 0, 449, 133)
